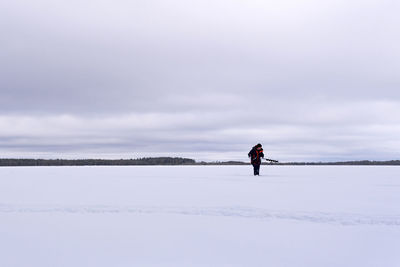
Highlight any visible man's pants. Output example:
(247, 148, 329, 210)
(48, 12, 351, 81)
(252, 164, 260, 175)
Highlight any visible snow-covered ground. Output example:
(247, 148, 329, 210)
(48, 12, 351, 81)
(0, 165, 399, 267)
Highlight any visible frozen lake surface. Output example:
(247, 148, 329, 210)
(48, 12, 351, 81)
(1, 165, 399, 267)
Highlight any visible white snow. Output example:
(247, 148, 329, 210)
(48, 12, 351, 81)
(0, 165, 399, 267)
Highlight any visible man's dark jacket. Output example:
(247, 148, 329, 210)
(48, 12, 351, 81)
(248, 146, 264, 165)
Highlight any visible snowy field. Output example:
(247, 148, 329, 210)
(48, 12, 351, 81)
(0, 165, 399, 267)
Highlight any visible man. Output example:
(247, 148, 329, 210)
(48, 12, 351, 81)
(248, 143, 264, 175)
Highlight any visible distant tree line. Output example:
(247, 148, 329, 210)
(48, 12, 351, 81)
(276, 160, 400, 166)
(202, 160, 400, 166)
(198, 161, 248, 165)
(0, 158, 399, 166)
(0, 157, 196, 166)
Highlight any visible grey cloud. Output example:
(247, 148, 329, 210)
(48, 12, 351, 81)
(0, 0, 399, 160)
(1, 99, 399, 161)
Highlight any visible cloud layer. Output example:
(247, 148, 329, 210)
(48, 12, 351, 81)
(1, 0, 399, 161)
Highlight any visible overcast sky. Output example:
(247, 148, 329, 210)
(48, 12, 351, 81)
(1, 0, 399, 162)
